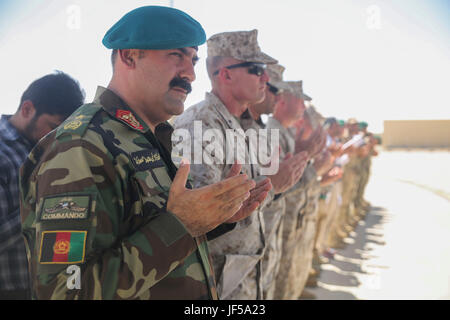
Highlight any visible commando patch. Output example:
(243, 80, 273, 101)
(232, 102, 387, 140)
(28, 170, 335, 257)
(39, 195, 91, 221)
(39, 230, 87, 264)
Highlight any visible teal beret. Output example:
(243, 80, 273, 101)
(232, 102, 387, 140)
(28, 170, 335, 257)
(102, 6, 206, 50)
(358, 121, 368, 129)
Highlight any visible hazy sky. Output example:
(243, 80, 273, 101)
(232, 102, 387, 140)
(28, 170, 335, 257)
(0, 0, 449, 133)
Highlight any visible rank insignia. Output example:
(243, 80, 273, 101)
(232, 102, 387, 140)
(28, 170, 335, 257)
(116, 109, 144, 131)
(39, 231, 87, 264)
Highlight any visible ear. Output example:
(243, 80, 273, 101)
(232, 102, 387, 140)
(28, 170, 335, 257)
(20, 100, 36, 120)
(218, 68, 233, 83)
(118, 49, 138, 69)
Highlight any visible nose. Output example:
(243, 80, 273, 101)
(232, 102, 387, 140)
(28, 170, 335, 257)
(179, 59, 196, 83)
(261, 70, 269, 82)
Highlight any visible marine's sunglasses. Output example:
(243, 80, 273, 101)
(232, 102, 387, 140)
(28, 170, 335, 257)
(267, 82, 281, 95)
(213, 62, 267, 77)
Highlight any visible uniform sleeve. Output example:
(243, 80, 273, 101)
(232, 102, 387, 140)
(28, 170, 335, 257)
(21, 138, 197, 300)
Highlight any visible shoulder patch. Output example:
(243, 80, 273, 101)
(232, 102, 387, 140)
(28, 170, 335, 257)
(39, 230, 87, 264)
(39, 195, 91, 221)
(56, 103, 103, 139)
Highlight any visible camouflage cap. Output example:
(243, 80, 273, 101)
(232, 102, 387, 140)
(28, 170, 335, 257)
(266, 64, 312, 101)
(266, 64, 285, 85)
(266, 63, 287, 95)
(306, 105, 325, 128)
(207, 29, 277, 64)
(302, 92, 312, 101)
(282, 81, 304, 100)
(278, 80, 311, 101)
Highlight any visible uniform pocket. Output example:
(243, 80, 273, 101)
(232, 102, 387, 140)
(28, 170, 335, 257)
(217, 253, 261, 299)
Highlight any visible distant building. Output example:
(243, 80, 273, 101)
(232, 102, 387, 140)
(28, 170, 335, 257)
(383, 120, 450, 148)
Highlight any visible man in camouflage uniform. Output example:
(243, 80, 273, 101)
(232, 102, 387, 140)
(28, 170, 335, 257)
(335, 118, 365, 236)
(354, 122, 373, 217)
(324, 119, 350, 248)
(240, 63, 309, 299)
(267, 86, 324, 300)
(238, 63, 283, 300)
(19, 6, 257, 300)
(291, 107, 329, 299)
(308, 118, 345, 288)
(174, 30, 307, 299)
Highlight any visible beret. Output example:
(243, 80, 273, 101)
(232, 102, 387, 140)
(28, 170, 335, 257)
(358, 121, 368, 128)
(102, 6, 206, 50)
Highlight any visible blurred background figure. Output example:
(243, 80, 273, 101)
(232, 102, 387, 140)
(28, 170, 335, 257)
(0, 71, 84, 300)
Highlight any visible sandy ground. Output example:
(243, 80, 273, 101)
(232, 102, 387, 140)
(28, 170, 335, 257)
(306, 149, 450, 300)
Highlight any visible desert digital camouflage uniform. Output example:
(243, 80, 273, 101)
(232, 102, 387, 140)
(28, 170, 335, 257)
(172, 29, 278, 300)
(240, 111, 284, 300)
(292, 163, 320, 297)
(268, 117, 307, 300)
(325, 180, 343, 247)
(354, 139, 372, 215)
(289, 106, 323, 297)
(313, 184, 333, 266)
(336, 131, 360, 232)
(20, 87, 218, 300)
(347, 151, 365, 227)
(314, 138, 343, 261)
(173, 93, 274, 300)
(350, 155, 364, 219)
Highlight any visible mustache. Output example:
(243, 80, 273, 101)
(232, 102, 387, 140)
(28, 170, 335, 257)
(169, 77, 192, 94)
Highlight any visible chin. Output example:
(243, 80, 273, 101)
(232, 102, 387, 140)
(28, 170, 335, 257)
(166, 101, 185, 116)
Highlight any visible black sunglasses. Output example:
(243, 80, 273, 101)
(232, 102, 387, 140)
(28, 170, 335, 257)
(213, 62, 267, 77)
(267, 82, 281, 95)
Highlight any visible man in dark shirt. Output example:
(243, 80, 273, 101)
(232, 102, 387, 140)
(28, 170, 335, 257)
(0, 71, 84, 299)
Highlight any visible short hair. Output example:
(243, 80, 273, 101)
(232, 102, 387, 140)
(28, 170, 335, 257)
(19, 71, 85, 118)
(324, 117, 337, 127)
(206, 56, 225, 80)
(111, 49, 118, 69)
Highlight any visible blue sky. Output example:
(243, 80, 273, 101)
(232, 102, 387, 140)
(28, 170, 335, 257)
(0, 0, 448, 133)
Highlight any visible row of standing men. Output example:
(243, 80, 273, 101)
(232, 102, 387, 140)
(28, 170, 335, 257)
(2, 6, 378, 299)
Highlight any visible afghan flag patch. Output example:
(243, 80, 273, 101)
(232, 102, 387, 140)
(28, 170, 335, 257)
(39, 231, 87, 264)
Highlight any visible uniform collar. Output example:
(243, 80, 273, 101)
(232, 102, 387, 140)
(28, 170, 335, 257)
(205, 92, 243, 131)
(267, 116, 285, 131)
(267, 116, 294, 139)
(93, 86, 151, 134)
(255, 116, 265, 128)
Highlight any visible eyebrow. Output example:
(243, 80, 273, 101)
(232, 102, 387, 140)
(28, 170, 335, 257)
(177, 48, 199, 64)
